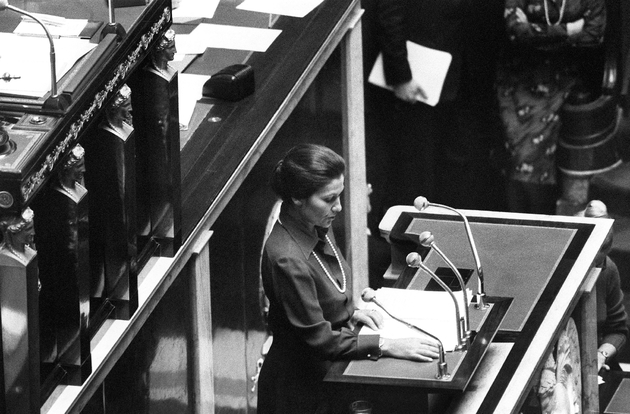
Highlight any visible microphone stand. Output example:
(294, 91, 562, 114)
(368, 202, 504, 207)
(406, 253, 467, 351)
(414, 196, 489, 310)
(418, 231, 471, 340)
(361, 289, 450, 380)
(100, 0, 126, 41)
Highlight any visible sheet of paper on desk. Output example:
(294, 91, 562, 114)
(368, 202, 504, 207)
(237, 0, 324, 18)
(359, 287, 472, 352)
(13, 13, 89, 38)
(0, 33, 96, 97)
(178, 73, 211, 129)
(172, 34, 208, 55)
(172, 0, 220, 23)
(368, 41, 452, 107)
(188, 23, 281, 52)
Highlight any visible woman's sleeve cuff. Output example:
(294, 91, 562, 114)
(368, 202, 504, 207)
(358, 333, 381, 360)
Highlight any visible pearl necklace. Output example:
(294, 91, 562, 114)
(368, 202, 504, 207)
(543, 0, 566, 26)
(312, 235, 346, 294)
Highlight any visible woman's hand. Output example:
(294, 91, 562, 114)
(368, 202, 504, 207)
(382, 337, 441, 362)
(597, 344, 617, 373)
(393, 79, 427, 104)
(351, 309, 384, 331)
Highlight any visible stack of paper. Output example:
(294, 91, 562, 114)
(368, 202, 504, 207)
(0, 33, 96, 98)
(360, 287, 471, 352)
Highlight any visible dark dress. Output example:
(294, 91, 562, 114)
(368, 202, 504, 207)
(257, 203, 378, 413)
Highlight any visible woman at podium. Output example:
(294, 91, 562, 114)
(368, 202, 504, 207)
(257, 144, 439, 413)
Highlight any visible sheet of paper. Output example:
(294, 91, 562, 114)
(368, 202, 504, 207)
(359, 287, 472, 352)
(172, 0, 220, 23)
(237, 0, 324, 18)
(368, 41, 452, 107)
(13, 14, 89, 38)
(178, 73, 211, 129)
(172, 33, 209, 55)
(188, 23, 281, 52)
(0, 33, 97, 97)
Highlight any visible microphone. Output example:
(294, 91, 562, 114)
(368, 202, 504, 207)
(361, 288, 450, 380)
(414, 196, 488, 310)
(406, 252, 466, 351)
(418, 231, 471, 340)
(0, 0, 58, 99)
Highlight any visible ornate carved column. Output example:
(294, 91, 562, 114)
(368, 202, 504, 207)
(131, 29, 182, 258)
(0, 208, 39, 414)
(33, 144, 91, 391)
(84, 85, 138, 320)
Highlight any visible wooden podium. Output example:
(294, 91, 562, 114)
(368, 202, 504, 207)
(325, 206, 613, 414)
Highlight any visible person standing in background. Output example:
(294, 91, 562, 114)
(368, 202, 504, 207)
(361, 0, 507, 238)
(496, 0, 606, 214)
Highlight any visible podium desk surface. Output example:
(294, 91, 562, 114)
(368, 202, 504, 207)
(326, 297, 512, 392)
(374, 207, 613, 414)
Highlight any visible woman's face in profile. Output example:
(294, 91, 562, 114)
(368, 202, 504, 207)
(294, 174, 344, 229)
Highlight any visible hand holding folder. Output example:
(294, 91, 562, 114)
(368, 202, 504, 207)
(368, 41, 452, 107)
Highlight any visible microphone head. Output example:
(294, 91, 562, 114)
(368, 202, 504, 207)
(0, 0, 9, 10)
(406, 252, 423, 267)
(413, 196, 429, 211)
(361, 287, 376, 302)
(584, 200, 609, 219)
(418, 231, 434, 247)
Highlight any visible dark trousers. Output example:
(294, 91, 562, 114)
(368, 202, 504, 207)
(365, 85, 506, 236)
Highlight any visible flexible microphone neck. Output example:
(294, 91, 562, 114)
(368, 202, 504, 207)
(414, 196, 488, 309)
(361, 288, 450, 379)
(406, 253, 466, 351)
(419, 231, 471, 338)
(0, 3, 57, 98)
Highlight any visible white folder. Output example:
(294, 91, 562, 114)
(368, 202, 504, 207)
(368, 41, 452, 107)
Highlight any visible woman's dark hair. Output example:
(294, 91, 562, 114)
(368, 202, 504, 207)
(271, 144, 345, 202)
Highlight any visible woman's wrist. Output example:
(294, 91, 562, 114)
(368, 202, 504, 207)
(379, 337, 386, 358)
